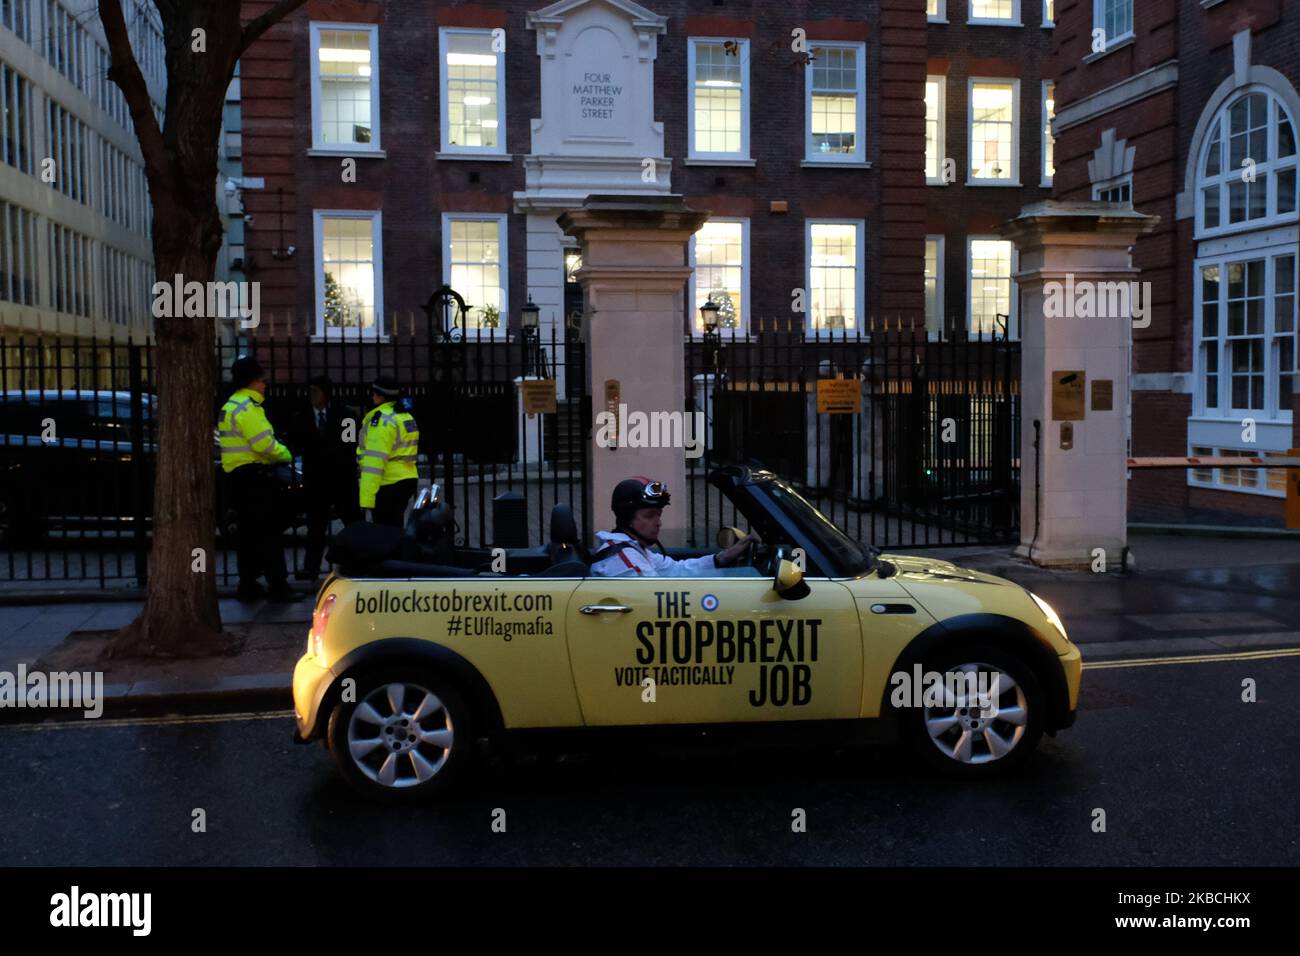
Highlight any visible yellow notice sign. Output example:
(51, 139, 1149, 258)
(817, 378, 861, 414)
(521, 379, 557, 415)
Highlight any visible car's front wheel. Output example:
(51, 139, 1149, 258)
(901, 644, 1044, 778)
(327, 668, 472, 801)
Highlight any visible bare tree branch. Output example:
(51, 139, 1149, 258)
(97, 0, 169, 183)
(239, 0, 310, 56)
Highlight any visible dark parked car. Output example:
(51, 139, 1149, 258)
(0, 389, 306, 544)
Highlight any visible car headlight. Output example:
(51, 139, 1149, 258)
(308, 593, 336, 664)
(1028, 591, 1069, 641)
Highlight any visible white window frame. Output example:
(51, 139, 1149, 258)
(925, 235, 945, 340)
(1092, 173, 1133, 203)
(441, 212, 509, 338)
(313, 209, 384, 338)
(689, 217, 750, 337)
(968, 78, 1021, 186)
(309, 23, 382, 153)
(804, 41, 867, 165)
(1092, 0, 1134, 51)
(926, 75, 947, 185)
(966, 236, 1019, 338)
(968, 0, 1022, 27)
(1194, 88, 1299, 241)
(687, 37, 750, 162)
(927, 0, 947, 23)
(804, 219, 865, 338)
(1192, 239, 1297, 424)
(1186, 445, 1289, 498)
(1041, 79, 1056, 187)
(438, 26, 507, 156)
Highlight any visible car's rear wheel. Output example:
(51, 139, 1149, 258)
(327, 668, 472, 801)
(902, 644, 1044, 778)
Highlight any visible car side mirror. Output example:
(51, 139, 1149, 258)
(716, 526, 748, 549)
(773, 558, 810, 600)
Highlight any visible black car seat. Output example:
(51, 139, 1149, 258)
(540, 503, 588, 576)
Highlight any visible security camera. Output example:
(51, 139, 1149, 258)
(243, 214, 254, 224)
(285, 245, 296, 256)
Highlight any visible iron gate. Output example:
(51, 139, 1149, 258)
(685, 320, 1021, 549)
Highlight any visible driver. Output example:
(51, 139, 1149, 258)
(591, 477, 752, 577)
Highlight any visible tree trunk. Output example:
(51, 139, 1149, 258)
(111, 217, 229, 658)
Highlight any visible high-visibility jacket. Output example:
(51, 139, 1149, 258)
(357, 401, 420, 508)
(218, 387, 292, 473)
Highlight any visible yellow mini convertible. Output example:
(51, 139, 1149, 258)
(293, 468, 1082, 800)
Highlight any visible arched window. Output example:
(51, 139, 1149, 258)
(1196, 89, 1297, 236)
(1191, 86, 1298, 497)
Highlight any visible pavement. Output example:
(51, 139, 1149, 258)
(0, 530, 1297, 718)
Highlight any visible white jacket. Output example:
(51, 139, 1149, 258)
(589, 530, 719, 578)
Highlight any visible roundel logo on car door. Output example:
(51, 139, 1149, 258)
(565, 581, 865, 725)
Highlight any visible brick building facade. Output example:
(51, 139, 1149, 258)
(1052, 0, 1299, 526)
(238, 0, 933, 348)
(925, 0, 1058, 338)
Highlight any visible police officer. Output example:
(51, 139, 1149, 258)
(358, 375, 421, 526)
(590, 477, 752, 577)
(219, 356, 294, 601)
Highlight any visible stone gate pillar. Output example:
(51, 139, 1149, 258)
(558, 195, 708, 544)
(1000, 202, 1158, 568)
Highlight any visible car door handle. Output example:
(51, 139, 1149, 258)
(580, 604, 632, 615)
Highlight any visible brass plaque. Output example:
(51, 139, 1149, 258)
(1091, 379, 1114, 412)
(817, 378, 861, 415)
(1060, 422, 1074, 450)
(521, 379, 556, 416)
(1052, 370, 1086, 421)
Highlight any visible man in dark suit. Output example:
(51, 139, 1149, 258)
(291, 375, 362, 581)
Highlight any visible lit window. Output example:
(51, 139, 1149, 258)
(443, 214, 508, 333)
(927, 0, 946, 21)
(925, 77, 945, 183)
(1190, 446, 1215, 484)
(1044, 0, 1055, 26)
(925, 237, 944, 336)
(806, 221, 863, 333)
(311, 25, 380, 150)
(968, 238, 1014, 335)
(691, 219, 748, 334)
(689, 39, 748, 159)
(1191, 447, 1288, 495)
(440, 28, 505, 154)
(1197, 253, 1297, 416)
(1042, 81, 1056, 185)
(806, 43, 865, 163)
(969, 0, 1020, 24)
(969, 80, 1018, 183)
(1093, 0, 1133, 48)
(315, 212, 382, 335)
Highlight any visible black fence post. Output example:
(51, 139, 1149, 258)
(129, 341, 148, 588)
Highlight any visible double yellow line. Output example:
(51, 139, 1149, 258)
(1085, 647, 1300, 670)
